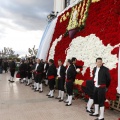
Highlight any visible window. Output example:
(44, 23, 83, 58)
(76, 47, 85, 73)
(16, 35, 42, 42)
(65, 0, 70, 8)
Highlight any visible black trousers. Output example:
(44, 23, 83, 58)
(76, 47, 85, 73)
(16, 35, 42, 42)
(86, 80, 94, 99)
(66, 81, 73, 96)
(20, 71, 26, 78)
(35, 74, 43, 84)
(10, 70, 15, 77)
(27, 72, 32, 79)
(94, 87, 106, 107)
(4, 67, 7, 72)
(48, 79, 55, 90)
(58, 77, 65, 91)
(43, 72, 47, 79)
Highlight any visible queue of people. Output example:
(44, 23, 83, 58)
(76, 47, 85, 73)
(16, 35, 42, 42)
(7, 57, 111, 120)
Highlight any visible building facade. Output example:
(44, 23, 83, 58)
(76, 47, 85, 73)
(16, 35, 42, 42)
(54, 0, 76, 13)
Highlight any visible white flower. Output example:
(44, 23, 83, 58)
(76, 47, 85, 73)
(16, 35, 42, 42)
(64, 34, 118, 77)
(76, 68, 80, 73)
(48, 35, 62, 60)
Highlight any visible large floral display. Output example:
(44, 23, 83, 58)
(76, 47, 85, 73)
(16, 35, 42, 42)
(38, 0, 120, 100)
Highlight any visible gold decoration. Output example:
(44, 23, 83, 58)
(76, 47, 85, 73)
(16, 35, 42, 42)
(60, 12, 70, 23)
(66, 12, 70, 16)
(67, 0, 91, 31)
(60, 18, 62, 23)
(75, 79, 84, 85)
(63, 16, 67, 21)
(92, 0, 100, 3)
(67, 6, 79, 30)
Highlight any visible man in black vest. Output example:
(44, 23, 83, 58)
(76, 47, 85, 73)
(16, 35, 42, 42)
(71, 57, 83, 100)
(90, 58, 111, 120)
(47, 59, 57, 98)
(34, 59, 44, 92)
(56, 59, 66, 102)
(19, 60, 27, 83)
(65, 59, 76, 106)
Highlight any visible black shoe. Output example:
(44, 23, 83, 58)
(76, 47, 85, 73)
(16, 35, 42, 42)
(39, 91, 43, 93)
(46, 94, 50, 96)
(11, 81, 15, 83)
(55, 97, 61, 99)
(26, 84, 30, 86)
(86, 107, 94, 110)
(32, 87, 36, 90)
(64, 101, 69, 103)
(72, 97, 75, 100)
(94, 118, 104, 120)
(66, 104, 72, 106)
(86, 110, 94, 113)
(48, 96, 54, 98)
(8, 80, 11, 82)
(89, 113, 99, 117)
(59, 99, 63, 102)
(34, 89, 39, 92)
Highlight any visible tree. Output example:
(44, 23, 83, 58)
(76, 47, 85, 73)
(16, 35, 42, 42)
(28, 45, 38, 57)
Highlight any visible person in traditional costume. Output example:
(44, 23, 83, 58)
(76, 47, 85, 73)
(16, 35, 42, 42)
(55, 59, 66, 102)
(71, 57, 83, 99)
(19, 60, 27, 83)
(34, 59, 44, 92)
(65, 59, 76, 106)
(89, 58, 111, 120)
(46, 59, 57, 98)
(26, 60, 33, 86)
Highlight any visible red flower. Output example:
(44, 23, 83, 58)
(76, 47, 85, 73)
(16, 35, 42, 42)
(47, 0, 119, 100)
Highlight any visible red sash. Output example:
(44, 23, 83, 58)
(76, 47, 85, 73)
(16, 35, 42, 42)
(35, 72, 42, 75)
(66, 79, 71, 82)
(99, 84, 106, 88)
(48, 75, 55, 80)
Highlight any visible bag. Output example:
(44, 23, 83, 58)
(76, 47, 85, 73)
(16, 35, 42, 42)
(16, 72, 20, 78)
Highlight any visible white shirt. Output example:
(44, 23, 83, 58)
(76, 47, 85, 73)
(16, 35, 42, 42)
(35, 64, 39, 71)
(44, 63, 46, 70)
(94, 67, 100, 88)
(73, 64, 76, 69)
(57, 66, 61, 77)
(66, 65, 70, 79)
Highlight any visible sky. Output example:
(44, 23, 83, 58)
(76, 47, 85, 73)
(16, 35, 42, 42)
(0, 0, 54, 55)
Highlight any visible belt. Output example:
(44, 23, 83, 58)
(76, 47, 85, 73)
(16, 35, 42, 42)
(66, 79, 71, 82)
(99, 84, 106, 88)
(95, 84, 106, 88)
(48, 75, 55, 80)
(35, 72, 42, 75)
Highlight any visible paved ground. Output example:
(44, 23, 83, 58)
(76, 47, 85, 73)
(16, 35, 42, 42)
(0, 72, 119, 120)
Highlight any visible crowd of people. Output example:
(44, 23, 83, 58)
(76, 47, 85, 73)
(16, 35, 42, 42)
(6, 57, 111, 120)
(0, 59, 10, 73)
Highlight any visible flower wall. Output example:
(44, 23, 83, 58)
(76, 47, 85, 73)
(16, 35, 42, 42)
(47, 0, 120, 100)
